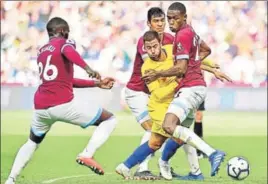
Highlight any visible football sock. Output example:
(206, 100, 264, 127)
(8, 139, 38, 181)
(159, 140, 166, 153)
(183, 144, 201, 175)
(81, 116, 117, 157)
(124, 141, 155, 169)
(173, 126, 215, 157)
(137, 131, 152, 172)
(194, 122, 203, 138)
(161, 138, 183, 162)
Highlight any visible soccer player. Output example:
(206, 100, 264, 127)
(124, 7, 174, 179)
(124, 7, 220, 179)
(115, 30, 229, 180)
(5, 17, 117, 184)
(142, 2, 228, 179)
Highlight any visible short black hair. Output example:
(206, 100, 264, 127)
(46, 17, 69, 37)
(168, 2, 187, 14)
(147, 7, 165, 22)
(143, 30, 160, 43)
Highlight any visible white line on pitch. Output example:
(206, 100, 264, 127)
(41, 173, 114, 184)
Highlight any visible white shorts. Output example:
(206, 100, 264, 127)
(167, 86, 207, 128)
(31, 96, 102, 137)
(124, 87, 150, 124)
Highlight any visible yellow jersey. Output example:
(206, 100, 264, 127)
(141, 44, 176, 137)
(141, 44, 176, 121)
(141, 44, 215, 138)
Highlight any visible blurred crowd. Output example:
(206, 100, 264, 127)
(1, 1, 267, 87)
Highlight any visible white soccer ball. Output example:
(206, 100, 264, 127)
(227, 156, 250, 180)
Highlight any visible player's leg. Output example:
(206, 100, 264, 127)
(159, 113, 203, 180)
(161, 138, 183, 162)
(194, 106, 204, 139)
(174, 112, 204, 180)
(162, 86, 225, 177)
(124, 87, 156, 177)
(116, 132, 167, 180)
(161, 136, 205, 181)
(194, 102, 205, 158)
(134, 119, 159, 178)
(77, 108, 116, 156)
(5, 110, 53, 184)
(77, 109, 117, 175)
(51, 98, 117, 175)
(159, 138, 183, 178)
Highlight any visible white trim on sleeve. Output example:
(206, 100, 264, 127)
(142, 53, 149, 60)
(61, 44, 75, 53)
(175, 54, 189, 60)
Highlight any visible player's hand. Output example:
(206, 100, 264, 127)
(213, 63, 220, 69)
(214, 70, 232, 83)
(85, 65, 101, 79)
(87, 70, 101, 80)
(93, 71, 101, 80)
(142, 69, 160, 84)
(97, 77, 115, 89)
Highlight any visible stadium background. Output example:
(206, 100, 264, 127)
(1, 1, 267, 184)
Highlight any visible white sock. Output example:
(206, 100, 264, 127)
(173, 126, 215, 157)
(8, 139, 38, 181)
(137, 131, 151, 172)
(183, 144, 201, 175)
(81, 116, 117, 158)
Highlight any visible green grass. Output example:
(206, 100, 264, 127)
(1, 111, 267, 184)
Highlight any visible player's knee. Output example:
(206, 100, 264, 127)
(162, 113, 178, 135)
(195, 111, 203, 122)
(148, 138, 162, 151)
(141, 120, 152, 131)
(162, 123, 176, 135)
(95, 109, 114, 126)
(30, 130, 46, 144)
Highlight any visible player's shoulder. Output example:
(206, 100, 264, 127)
(141, 59, 149, 75)
(137, 35, 144, 48)
(177, 25, 195, 37)
(63, 38, 76, 48)
(163, 43, 173, 50)
(51, 37, 76, 48)
(137, 35, 146, 54)
(163, 44, 173, 56)
(162, 32, 174, 45)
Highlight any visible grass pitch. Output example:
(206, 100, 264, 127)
(1, 110, 267, 184)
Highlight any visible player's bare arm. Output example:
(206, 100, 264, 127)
(62, 44, 101, 79)
(142, 59, 188, 84)
(72, 78, 115, 89)
(84, 65, 101, 79)
(199, 40, 220, 69)
(199, 40, 211, 62)
(200, 65, 232, 82)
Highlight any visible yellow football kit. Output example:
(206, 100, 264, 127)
(141, 44, 176, 137)
(141, 44, 216, 138)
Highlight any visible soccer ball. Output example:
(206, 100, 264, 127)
(227, 156, 250, 180)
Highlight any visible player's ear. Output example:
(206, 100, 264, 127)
(147, 21, 152, 29)
(184, 14, 187, 21)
